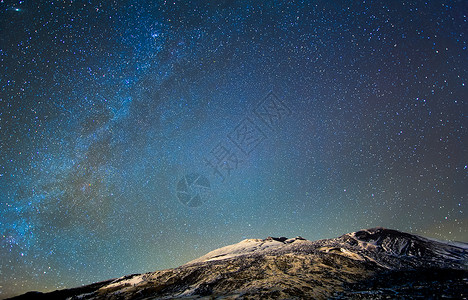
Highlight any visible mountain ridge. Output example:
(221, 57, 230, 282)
(8, 227, 468, 299)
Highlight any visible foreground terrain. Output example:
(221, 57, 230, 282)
(9, 228, 468, 299)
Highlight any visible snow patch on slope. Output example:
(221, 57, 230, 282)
(103, 274, 146, 290)
(185, 237, 306, 265)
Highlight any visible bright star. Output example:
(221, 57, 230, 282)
(7, 7, 22, 12)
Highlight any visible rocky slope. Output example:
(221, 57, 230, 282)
(9, 228, 468, 299)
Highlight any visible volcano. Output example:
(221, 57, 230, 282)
(9, 228, 468, 299)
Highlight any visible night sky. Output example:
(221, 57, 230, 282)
(1, 0, 467, 298)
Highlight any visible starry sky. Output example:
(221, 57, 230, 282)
(0, 0, 467, 298)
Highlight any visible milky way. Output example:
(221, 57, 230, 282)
(0, 0, 466, 298)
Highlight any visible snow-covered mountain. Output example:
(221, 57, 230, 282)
(9, 228, 468, 299)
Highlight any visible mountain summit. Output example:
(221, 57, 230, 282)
(9, 228, 468, 299)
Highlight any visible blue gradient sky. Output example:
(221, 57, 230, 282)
(1, 0, 466, 298)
